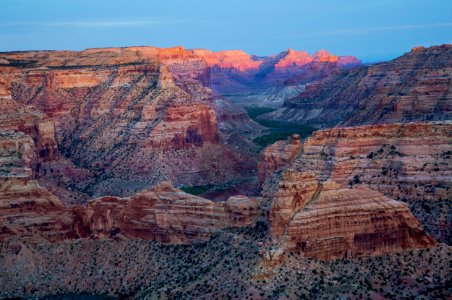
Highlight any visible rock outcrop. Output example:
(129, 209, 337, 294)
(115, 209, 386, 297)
(80, 182, 259, 243)
(0, 179, 260, 244)
(0, 136, 260, 243)
(294, 122, 452, 243)
(293, 122, 452, 204)
(0, 46, 260, 197)
(269, 171, 320, 236)
(0, 132, 79, 242)
(264, 44, 452, 126)
(282, 177, 435, 260)
(0, 128, 259, 244)
(257, 134, 302, 185)
(259, 122, 450, 257)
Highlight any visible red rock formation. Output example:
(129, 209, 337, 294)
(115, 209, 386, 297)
(0, 178, 78, 242)
(264, 44, 452, 127)
(192, 49, 262, 71)
(257, 134, 302, 185)
(269, 171, 319, 236)
(81, 183, 259, 243)
(285, 179, 435, 260)
(295, 122, 452, 203)
(0, 46, 259, 196)
(0, 132, 79, 242)
(0, 131, 258, 244)
(191, 48, 360, 96)
(261, 122, 451, 245)
(0, 180, 259, 244)
(264, 168, 435, 259)
(225, 195, 259, 227)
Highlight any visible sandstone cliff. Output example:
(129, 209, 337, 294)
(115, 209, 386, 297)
(263, 44, 452, 126)
(0, 132, 79, 242)
(274, 174, 435, 260)
(258, 121, 450, 259)
(288, 181, 434, 260)
(0, 46, 260, 197)
(0, 134, 259, 244)
(257, 134, 302, 185)
(79, 182, 259, 243)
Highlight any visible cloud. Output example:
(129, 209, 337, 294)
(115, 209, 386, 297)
(282, 22, 452, 38)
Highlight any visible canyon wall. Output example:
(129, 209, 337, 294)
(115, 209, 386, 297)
(259, 122, 450, 258)
(0, 46, 261, 199)
(263, 44, 452, 126)
(283, 176, 435, 260)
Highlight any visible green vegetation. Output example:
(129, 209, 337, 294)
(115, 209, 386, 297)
(244, 107, 275, 119)
(179, 177, 252, 196)
(245, 107, 316, 147)
(180, 184, 216, 195)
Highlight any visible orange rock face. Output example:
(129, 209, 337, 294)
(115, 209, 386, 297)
(259, 121, 450, 258)
(257, 134, 302, 185)
(0, 178, 78, 242)
(81, 183, 259, 243)
(0, 46, 259, 196)
(285, 179, 435, 260)
(0, 132, 79, 242)
(192, 48, 360, 95)
(192, 49, 262, 71)
(266, 170, 435, 260)
(269, 171, 319, 236)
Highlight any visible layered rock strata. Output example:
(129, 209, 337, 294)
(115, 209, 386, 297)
(266, 170, 435, 260)
(260, 122, 450, 256)
(292, 122, 452, 205)
(257, 134, 302, 185)
(80, 182, 259, 243)
(0, 46, 260, 197)
(0, 132, 79, 242)
(264, 44, 452, 126)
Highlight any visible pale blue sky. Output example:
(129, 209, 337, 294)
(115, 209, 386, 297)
(1, 0, 451, 62)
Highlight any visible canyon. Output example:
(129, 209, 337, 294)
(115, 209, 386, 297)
(0, 44, 451, 299)
(0, 46, 263, 200)
(262, 44, 452, 127)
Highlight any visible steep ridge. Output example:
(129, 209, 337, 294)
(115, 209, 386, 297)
(265, 169, 436, 260)
(0, 46, 261, 198)
(0, 131, 80, 242)
(259, 122, 450, 258)
(285, 178, 435, 260)
(263, 44, 452, 126)
(78, 182, 259, 243)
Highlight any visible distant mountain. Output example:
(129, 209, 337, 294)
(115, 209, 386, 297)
(192, 48, 361, 96)
(262, 44, 452, 127)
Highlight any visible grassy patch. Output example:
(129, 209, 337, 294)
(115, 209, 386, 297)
(245, 107, 316, 147)
(244, 107, 276, 119)
(180, 184, 215, 195)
